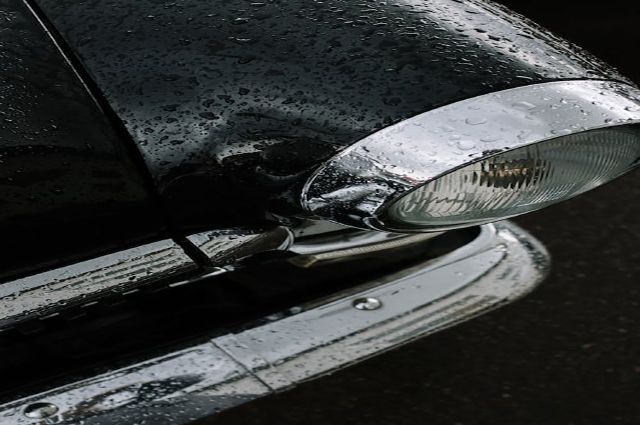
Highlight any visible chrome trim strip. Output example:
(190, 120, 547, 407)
(0, 241, 197, 329)
(290, 219, 353, 238)
(186, 226, 293, 267)
(0, 221, 549, 424)
(289, 228, 441, 256)
(301, 80, 640, 230)
(288, 231, 442, 267)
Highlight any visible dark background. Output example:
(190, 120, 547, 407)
(204, 1, 640, 424)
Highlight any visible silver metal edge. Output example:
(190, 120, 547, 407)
(301, 80, 640, 231)
(0, 220, 549, 425)
(287, 231, 443, 267)
(0, 227, 296, 329)
(186, 226, 294, 267)
(0, 240, 197, 329)
(288, 228, 442, 256)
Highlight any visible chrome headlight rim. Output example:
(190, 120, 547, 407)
(301, 80, 640, 233)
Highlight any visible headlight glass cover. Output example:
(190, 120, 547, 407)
(384, 127, 640, 231)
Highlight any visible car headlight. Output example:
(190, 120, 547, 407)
(302, 81, 640, 232)
(385, 126, 640, 231)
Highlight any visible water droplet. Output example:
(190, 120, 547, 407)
(198, 112, 219, 120)
(23, 403, 58, 419)
(512, 101, 536, 110)
(480, 135, 501, 143)
(457, 140, 476, 150)
(550, 129, 572, 136)
(232, 17, 250, 25)
(465, 117, 486, 125)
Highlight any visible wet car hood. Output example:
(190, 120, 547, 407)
(31, 0, 629, 233)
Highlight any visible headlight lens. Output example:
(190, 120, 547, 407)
(383, 126, 640, 231)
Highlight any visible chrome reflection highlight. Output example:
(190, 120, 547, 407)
(302, 80, 640, 232)
(0, 240, 197, 329)
(385, 127, 640, 230)
(0, 222, 548, 424)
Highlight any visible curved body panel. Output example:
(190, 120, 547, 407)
(0, 0, 166, 280)
(33, 0, 630, 232)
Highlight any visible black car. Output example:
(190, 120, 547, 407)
(0, 0, 638, 423)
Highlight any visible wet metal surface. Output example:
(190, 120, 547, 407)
(207, 159, 640, 425)
(200, 1, 640, 422)
(301, 80, 640, 231)
(0, 0, 165, 280)
(33, 0, 627, 231)
(0, 240, 196, 328)
(186, 227, 293, 267)
(0, 222, 548, 424)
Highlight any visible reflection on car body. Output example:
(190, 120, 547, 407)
(0, 0, 638, 423)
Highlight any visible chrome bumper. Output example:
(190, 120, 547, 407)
(0, 221, 549, 424)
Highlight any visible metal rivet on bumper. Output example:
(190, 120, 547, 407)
(23, 402, 58, 419)
(352, 297, 382, 311)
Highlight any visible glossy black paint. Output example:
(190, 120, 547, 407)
(203, 1, 640, 424)
(34, 0, 630, 234)
(0, 0, 166, 280)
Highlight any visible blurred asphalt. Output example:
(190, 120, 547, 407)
(202, 1, 640, 424)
